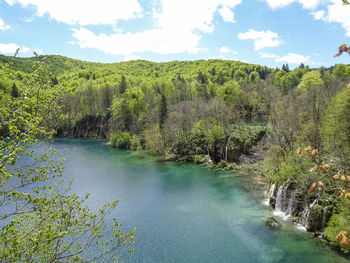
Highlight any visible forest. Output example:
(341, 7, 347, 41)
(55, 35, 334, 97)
(1, 52, 350, 258)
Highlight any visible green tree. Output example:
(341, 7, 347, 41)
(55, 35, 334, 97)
(297, 70, 325, 147)
(233, 69, 247, 81)
(248, 71, 260, 84)
(112, 86, 147, 131)
(10, 82, 19, 98)
(159, 94, 167, 129)
(274, 70, 287, 88)
(216, 80, 241, 104)
(321, 87, 350, 170)
(0, 58, 135, 262)
(120, 75, 127, 95)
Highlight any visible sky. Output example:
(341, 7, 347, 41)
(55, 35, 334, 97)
(0, 0, 350, 68)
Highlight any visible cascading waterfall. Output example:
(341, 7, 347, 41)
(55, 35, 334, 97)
(300, 199, 317, 227)
(98, 116, 104, 139)
(268, 184, 275, 199)
(282, 183, 290, 211)
(263, 183, 275, 206)
(321, 206, 328, 229)
(274, 185, 284, 211)
(285, 190, 297, 216)
(267, 183, 329, 232)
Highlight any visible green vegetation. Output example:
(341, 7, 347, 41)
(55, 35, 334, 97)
(2, 50, 350, 257)
(0, 57, 135, 262)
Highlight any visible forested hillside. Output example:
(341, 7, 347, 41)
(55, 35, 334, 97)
(1, 54, 350, 252)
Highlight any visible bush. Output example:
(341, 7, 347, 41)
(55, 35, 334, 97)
(110, 131, 131, 149)
(217, 160, 228, 169)
(130, 135, 142, 150)
(324, 199, 350, 252)
(144, 126, 164, 155)
(109, 133, 117, 146)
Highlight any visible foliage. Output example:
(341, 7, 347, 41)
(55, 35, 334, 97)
(324, 199, 350, 252)
(159, 94, 167, 129)
(216, 80, 241, 104)
(0, 58, 134, 262)
(110, 131, 131, 149)
(130, 134, 142, 150)
(321, 87, 350, 170)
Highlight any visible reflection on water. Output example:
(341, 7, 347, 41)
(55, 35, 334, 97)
(25, 138, 350, 263)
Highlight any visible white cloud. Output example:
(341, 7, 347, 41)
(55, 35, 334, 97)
(4, 0, 143, 25)
(311, 10, 325, 20)
(259, 51, 277, 59)
(219, 46, 237, 55)
(218, 6, 235, 22)
(0, 18, 11, 30)
(219, 46, 230, 53)
(264, 0, 321, 9)
(210, 55, 238, 61)
(275, 53, 310, 64)
(72, 27, 202, 55)
(153, 0, 241, 34)
(259, 51, 310, 65)
(264, 0, 350, 37)
(0, 43, 31, 54)
(313, 0, 350, 37)
(238, 29, 281, 50)
(72, 0, 242, 55)
(21, 46, 31, 53)
(123, 55, 143, 61)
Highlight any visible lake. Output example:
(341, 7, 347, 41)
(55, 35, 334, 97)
(36, 138, 349, 262)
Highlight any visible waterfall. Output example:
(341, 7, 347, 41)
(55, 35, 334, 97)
(282, 184, 290, 211)
(275, 183, 290, 211)
(71, 125, 75, 137)
(268, 184, 275, 199)
(268, 183, 326, 232)
(263, 183, 275, 205)
(286, 190, 297, 216)
(98, 116, 104, 139)
(321, 206, 328, 229)
(275, 185, 284, 211)
(225, 136, 231, 162)
(300, 199, 317, 227)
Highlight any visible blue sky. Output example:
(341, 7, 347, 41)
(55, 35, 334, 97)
(0, 0, 349, 68)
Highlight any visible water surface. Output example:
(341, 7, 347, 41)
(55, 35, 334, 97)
(41, 139, 349, 262)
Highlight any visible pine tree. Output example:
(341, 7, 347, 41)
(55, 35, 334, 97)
(120, 75, 127, 95)
(10, 83, 19, 98)
(159, 94, 167, 129)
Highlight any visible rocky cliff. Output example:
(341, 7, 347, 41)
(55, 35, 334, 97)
(56, 114, 110, 139)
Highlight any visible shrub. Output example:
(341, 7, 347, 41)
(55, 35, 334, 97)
(130, 135, 142, 150)
(324, 199, 350, 253)
(110, 131, 131, 149)
(109, 133, 117, 146)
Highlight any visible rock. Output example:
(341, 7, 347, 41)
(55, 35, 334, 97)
(307, 205, 324, 232)
(288, 216, 299, 223)
(164, 153, 178, 161)
(269, 196, 276, 208)
(319, 237, 328, 244)
(265, 217, 281, 229)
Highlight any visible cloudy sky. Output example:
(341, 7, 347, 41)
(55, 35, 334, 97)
(0, 0, 349, 68)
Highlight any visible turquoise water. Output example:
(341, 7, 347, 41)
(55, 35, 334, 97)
(41, 139, 349, 262)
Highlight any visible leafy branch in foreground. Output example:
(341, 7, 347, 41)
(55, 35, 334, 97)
(334, 1, 350, 57)
(334, 44, 350, 58)
(0, 54, 134, 262)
